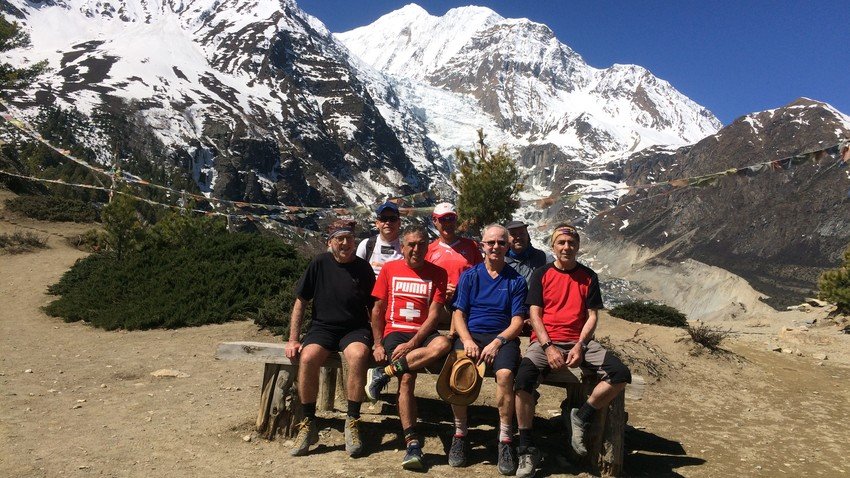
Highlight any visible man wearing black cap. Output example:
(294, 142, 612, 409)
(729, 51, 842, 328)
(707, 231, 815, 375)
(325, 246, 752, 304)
(505, 220, 553, 283)
(286, 219, 376, 458)
(357, 201, 403, 277)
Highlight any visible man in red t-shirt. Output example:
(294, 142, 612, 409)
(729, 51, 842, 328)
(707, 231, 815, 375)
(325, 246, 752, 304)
(365, 224, 452, 470)
(513, 224, 631, 477)
(425, 202, 482, 325)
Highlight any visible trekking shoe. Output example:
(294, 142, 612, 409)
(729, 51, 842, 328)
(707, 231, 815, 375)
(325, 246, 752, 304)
(497, 441, 517, 475)
(448, 435, 468, 467)
(401, 442, 424, 470)
(570, 409, 590, 457)
(345, 416, 364, 457)
(365, 367, 391, 402)
(290, 417, 319, 456)
(516, 446, 542, 478)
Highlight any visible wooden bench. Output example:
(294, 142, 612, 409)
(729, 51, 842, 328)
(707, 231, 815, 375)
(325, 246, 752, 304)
(215, 340, 626, 476)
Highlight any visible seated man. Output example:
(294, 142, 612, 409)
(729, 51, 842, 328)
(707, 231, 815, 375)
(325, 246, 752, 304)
(364, 224, 452, 470)
(285, 219, 376, 458)
(513, 224, 631, 478)
(449, 224, 527, 476)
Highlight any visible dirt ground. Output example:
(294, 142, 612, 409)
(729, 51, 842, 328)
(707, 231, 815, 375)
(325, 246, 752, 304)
(2, 192, 849, 477)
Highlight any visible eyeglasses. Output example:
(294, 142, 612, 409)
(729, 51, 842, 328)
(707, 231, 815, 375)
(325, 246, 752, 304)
(436, 215, 457, 223)
(483, 240, 507, 247)
(377, 216, 399, 223)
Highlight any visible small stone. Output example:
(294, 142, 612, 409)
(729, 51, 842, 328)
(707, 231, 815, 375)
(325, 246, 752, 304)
(76, 399, 86, 403)
(24, 369, 33, 373)
(770, 346, 782, 352)
(812, 353, 828, 360)
(242, 435, 252, 442)
(100, 384, 107, 388)
(78, 465, 89, 470)
(781, 348, 793, 354)
(72, 404, 82, 409)
(151, 369, 190, 378)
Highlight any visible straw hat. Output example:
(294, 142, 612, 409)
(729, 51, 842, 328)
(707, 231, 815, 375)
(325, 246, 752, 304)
(436, 350, 486, 406)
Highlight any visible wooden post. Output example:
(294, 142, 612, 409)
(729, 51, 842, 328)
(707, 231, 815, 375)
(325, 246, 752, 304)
(264, 366, 297, 440)
(318, 366, 337, 411)
(256, 363, 281, 433)
(599, 390, 626, 477)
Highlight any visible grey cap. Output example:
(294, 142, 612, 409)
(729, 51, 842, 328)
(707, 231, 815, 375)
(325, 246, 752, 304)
(505, 220, 528, 230)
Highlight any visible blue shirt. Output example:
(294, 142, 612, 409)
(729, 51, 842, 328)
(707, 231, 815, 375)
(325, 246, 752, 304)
(454, 263, 527, 334)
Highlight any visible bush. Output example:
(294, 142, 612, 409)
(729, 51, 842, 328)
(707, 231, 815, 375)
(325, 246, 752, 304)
(0, 230, 48, 254)
(5, 195, 98, 222)
(818, 244, 850, 312)
(43, 229, 308, 330)
(687, 323, 730, 350)
(609, 301, 688, 327)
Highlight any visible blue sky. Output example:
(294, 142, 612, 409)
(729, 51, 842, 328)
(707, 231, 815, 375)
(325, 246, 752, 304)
(297, 0, 850, 126)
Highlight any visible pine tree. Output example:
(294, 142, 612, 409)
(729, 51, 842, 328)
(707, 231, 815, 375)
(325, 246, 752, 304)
(452, 129, 523, 233)
(818, 244, 850, 312)
(0, 16, 47, 93)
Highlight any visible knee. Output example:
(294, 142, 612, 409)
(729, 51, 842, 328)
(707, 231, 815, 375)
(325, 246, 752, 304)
(434, 336, 452, 354)
(495, 368, 514, 386)
(514, 358, 540, 394)
(299, 346, 327, 368)
(344, 344, 370, 365)
(605, 360, 632, 385)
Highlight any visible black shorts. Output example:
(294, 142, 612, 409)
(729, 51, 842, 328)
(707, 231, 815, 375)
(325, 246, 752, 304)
(453, 332, 520, 374)
(382, 330, 442, 359)
(302, 323, 372, 352)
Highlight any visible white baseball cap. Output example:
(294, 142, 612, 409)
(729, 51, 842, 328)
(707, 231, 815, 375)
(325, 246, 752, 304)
(432, 202, 457, 218)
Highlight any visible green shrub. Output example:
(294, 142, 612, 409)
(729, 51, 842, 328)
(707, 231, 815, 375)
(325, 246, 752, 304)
(44, 230, 307, 330)
(609, 301, 688, 327)
(818, 244, 850, 312)
(5, 195, 98, 222)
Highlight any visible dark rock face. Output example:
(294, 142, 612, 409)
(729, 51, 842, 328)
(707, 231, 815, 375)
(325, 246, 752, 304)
(589, 99, 850, 308)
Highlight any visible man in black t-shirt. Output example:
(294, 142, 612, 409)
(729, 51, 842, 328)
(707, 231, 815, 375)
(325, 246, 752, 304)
(286, 219, 376, 458)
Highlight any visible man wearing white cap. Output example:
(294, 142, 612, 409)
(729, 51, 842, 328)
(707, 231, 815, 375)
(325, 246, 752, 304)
(425, 202, 482, 307)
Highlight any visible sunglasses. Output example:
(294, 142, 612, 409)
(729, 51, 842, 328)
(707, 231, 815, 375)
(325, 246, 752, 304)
(377, 216, 399, 223)
(437, 215, 457, 223)
(483, 240, 507, 247)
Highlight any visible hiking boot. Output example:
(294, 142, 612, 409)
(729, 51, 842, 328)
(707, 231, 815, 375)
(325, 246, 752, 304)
(345, 416, 364, 456)
(497, 441, 517, 475)
(401, 442, 424, 470)
(448, 435, 468, 467)
(516, 446, 542, 478)
(290, 417, 318, 456)
(365, 366, 391, 402)
(570, 409, 589, 457)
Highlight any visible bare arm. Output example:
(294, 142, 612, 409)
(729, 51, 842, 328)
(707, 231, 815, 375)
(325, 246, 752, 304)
(285, 297, 308, 359)
(566, 308, 599, 367)
(370, 299, 387, 362)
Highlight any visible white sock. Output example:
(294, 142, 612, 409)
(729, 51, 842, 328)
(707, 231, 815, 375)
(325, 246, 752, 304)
(499, 421, 512, 443)
(454, 418, 467, 437)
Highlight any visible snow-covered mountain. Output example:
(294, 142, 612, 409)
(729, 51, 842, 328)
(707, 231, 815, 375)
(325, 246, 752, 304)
(3, 0, 449, 207)
(3, 0, 720, 217)
(337, 4, 721, 214)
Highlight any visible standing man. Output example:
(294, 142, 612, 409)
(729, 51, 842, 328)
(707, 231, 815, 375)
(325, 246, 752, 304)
(286, 219, 376, 458)
(504, 220, 553, 283)
(448, 224, 526, 475)
(356, 201, 403, 277)
(425, 202, 482, 314)
(513, 224, 631, 478)
(364, 224, 452, 470)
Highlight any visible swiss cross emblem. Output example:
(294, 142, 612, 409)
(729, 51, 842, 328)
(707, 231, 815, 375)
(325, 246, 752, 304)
(399, 302, 421, 322)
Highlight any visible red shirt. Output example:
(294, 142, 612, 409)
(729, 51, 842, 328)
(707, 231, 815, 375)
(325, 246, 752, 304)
(525, 263, 603, 343)
(425, 238, 482, 286)
(372, 259, 447, 337)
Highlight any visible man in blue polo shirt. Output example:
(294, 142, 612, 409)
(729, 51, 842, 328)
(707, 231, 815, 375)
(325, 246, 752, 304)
(447, 224, 527, 475)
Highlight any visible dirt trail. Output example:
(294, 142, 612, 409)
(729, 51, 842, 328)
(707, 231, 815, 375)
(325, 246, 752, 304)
(2, 196, 848, 477)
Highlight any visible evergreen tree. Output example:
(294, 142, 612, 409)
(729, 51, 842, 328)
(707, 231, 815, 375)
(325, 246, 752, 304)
(0, 16, 47, 93)
(101, 192, 145, 261)
(452, 129, 523, 233)
(818, 244, 850, 312)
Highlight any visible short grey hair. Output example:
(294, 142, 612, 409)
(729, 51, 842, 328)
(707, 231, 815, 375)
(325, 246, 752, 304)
(481, 223, 508, 240)
(401, 224, 428, 242)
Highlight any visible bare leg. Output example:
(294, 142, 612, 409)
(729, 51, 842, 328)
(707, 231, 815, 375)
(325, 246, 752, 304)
(587, 380, 626, 410)
(398, 373, 417, 430)
(298, 344, 331, 404)
(402, 336, 451, 370)
(495, 369, 515, 427)
(343, 341, 370, 402)
(515, 390, 535, 430)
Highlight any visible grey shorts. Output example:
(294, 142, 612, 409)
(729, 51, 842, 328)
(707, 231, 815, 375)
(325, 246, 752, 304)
(521, 340, 631, 385)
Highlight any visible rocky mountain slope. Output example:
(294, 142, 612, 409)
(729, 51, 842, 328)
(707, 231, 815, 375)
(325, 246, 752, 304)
(3, 0, 719, 216)
(587, 98, 850, 307)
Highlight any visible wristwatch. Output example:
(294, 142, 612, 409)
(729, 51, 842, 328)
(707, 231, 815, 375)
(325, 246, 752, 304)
(579, 342, 588, 352)
(541, 341, 553, 350)
(495, 335, 508, 346)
